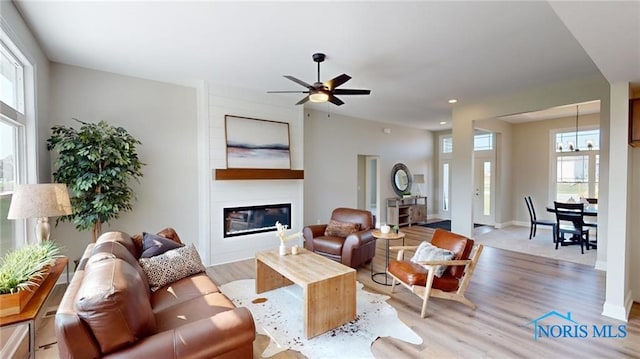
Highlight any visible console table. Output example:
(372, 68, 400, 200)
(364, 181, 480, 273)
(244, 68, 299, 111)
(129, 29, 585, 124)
(386, 196, 427, 227)
(0, 257, 68, 359)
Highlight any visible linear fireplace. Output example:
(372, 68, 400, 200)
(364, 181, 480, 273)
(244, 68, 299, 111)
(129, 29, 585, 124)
(223, 203, 292, 238)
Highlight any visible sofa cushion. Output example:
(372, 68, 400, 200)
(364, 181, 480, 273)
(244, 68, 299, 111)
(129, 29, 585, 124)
(141, 232, 184, 258)
(76, 257, 156, 354)
(132, 227, 183, 258)
(96, 231, 138, 258)
(311, 236, 345, 256)
(410, 241, 455, 277)
(150, 272, 220, 313)
(139, 244, 206, 292)
(324, 219, 360, 237)
(91, 241, 151, 297)
(388, 260, 460, 292)
(153, 292, 236, 332)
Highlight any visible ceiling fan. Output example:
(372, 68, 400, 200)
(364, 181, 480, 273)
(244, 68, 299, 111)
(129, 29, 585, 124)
(268, 53, 371, 106)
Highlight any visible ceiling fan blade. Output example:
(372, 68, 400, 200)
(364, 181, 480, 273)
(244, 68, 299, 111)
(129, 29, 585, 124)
(328, 94, 344, 106)
(284, 75, 314, 89)
(296, 95, 310, 105)
(325, 74, 351, 90)
(333, 89, 371, 95)
(267, 90, 310, 93)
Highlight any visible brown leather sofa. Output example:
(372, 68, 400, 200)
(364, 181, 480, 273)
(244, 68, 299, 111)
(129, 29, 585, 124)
(303, 207, 376, 268)
(55, 231, 255, 359)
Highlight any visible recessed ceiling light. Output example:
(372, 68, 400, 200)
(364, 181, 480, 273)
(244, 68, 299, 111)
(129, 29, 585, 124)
(448, 99, 458, 104)
(440, 121, 447, 125)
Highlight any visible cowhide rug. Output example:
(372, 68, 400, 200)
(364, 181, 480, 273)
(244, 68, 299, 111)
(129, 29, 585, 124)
(220, 279, 422, 358)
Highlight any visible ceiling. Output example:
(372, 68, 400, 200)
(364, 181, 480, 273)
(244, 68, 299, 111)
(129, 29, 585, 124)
(13, 1, 640, 130)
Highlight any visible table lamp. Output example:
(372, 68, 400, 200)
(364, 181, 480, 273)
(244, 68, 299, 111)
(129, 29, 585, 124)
(7, 183, 72, 242)
(413, 174, 425, 195)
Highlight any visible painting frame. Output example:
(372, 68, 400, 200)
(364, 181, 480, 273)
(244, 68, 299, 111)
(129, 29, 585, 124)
(225, 115, 291, 169)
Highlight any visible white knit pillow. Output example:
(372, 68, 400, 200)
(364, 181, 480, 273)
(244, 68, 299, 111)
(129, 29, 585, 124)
(138, 244, 206, 291)
(410, 241, 455, 277)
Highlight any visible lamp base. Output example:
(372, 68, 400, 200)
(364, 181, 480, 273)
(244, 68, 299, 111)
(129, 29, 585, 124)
(36, 217, 51, 242)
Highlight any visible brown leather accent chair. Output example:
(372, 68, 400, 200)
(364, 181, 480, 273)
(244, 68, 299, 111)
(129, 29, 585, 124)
(303, 207, 376, 268)
(387, 228, 483, 318)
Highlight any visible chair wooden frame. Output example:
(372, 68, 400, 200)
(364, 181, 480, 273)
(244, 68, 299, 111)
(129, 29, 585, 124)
(554, 201, 590, 254)
(387, 243, 483, 318)
(525, 196, 556, 242)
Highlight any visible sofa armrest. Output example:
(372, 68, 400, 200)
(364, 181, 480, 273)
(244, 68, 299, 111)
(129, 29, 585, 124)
(303, 224, 327, 251)
(341, 229, 375, 260)
(104, 307, 255, 359)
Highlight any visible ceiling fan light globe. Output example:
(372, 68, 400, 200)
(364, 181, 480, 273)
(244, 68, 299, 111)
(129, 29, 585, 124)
(309, 91, 329, 103)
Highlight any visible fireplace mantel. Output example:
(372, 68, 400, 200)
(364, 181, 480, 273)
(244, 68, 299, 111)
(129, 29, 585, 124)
(214, 168, 304, 180)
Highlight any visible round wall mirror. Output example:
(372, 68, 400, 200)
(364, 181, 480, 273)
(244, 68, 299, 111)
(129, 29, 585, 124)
(391, 163, 412, 196)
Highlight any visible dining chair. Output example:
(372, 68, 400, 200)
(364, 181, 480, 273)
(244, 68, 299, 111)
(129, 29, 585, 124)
(525, 196, 556, 242)
(580, 197, 598, 248)
(553, 201, 590, 254)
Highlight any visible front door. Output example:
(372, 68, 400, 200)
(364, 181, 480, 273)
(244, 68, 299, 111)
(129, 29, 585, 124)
(473, 157, 494, 225)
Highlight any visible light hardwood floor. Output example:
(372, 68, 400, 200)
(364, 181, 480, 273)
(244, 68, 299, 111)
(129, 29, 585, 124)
(208, 225, 640, 358)
(23, 225, 640, 358)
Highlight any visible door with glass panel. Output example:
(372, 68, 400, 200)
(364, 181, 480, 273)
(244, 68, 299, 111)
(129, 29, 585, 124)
(473, 157, 494, 225)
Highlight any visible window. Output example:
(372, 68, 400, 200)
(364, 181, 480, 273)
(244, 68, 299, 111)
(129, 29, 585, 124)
(474, 133, 493, 151)
(440, 133, 494, 152)
(1, 43, 24, 113)
(442, 162, 450, 211)
(554, 129, 599, 202)
(0, 36, 28, 257)
(442, 136, 453, 153)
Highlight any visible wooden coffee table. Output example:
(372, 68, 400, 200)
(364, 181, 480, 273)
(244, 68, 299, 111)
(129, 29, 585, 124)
(255, 248, 356, 338)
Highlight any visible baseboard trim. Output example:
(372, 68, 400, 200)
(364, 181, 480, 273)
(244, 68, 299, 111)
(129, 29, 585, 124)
(601, 290, 633, 322)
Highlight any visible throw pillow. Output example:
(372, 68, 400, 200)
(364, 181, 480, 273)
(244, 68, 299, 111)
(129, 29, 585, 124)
(131, 227, 183, 256)
(324, 219, 360, 237)
(140, 232, 184, 258)
(138, 244, 206, 292)
(410, 241, 455, 277)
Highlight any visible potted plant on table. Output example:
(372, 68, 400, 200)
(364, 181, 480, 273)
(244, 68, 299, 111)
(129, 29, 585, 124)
(47, 119, 145, 242)
(0, 241, 62, 317)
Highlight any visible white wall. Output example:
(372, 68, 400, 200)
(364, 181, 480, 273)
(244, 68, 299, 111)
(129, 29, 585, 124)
(303, 109, 434, 226)
(207, 85, 304, 265)
(48, 64, 199, 263)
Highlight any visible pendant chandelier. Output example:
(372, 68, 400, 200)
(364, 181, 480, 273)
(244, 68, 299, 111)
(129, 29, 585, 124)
(557, 104, 594, 152)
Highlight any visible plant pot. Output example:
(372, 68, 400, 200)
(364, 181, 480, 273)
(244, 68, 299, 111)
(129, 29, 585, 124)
(0, 271, 48, 317)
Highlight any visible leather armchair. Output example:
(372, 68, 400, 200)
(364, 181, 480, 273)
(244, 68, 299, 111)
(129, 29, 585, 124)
(303, 207, 376, 268)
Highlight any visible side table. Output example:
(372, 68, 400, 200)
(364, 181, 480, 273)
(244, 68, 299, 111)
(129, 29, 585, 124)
(371, 230, 405, 286)
(0, 257, 68, 359)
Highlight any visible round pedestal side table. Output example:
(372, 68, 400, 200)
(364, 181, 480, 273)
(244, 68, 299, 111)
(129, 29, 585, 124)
(371, 230, 405, 286)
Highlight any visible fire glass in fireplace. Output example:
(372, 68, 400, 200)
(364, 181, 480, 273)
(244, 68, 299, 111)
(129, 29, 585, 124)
(224, 203, 291, 238)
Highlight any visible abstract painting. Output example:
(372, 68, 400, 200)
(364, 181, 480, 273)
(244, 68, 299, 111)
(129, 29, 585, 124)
(225, 115, 291, 169)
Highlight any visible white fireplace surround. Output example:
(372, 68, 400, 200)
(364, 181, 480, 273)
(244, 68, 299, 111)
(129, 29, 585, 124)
(206, 84, 304, 265)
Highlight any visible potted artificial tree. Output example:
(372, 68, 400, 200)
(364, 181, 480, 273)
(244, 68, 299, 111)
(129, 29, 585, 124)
(47, 119, 145, 242)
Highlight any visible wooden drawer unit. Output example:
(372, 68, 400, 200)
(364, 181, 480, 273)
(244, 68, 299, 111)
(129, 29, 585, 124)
(386, 196, 427, 227)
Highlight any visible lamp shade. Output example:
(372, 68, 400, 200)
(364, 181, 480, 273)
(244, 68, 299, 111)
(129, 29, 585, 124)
(413, 174, 425, 184)
(7, 183, 72, 219)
